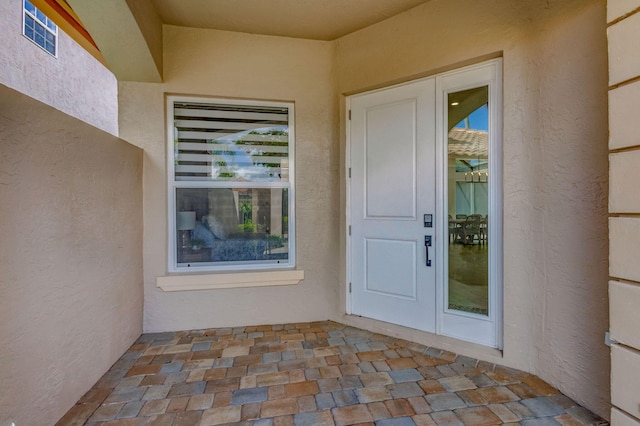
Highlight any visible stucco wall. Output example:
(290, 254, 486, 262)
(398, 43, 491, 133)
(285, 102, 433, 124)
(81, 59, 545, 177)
(0, 0, 118, 135)
(336, 0, 609, 417)
(118, 26, 339, 332)
(0, 85, 143, 425)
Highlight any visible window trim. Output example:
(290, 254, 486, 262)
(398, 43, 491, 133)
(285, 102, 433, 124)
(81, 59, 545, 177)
(23, 0, 57, 57)
(157, 270, 304, 292)
(166, 95, 296, 273)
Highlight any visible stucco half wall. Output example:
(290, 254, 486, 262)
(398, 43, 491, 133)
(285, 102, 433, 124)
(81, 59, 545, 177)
(336, 0, 609, 418)
(118, 27, 340, 333)
(0, 85, 143, 426)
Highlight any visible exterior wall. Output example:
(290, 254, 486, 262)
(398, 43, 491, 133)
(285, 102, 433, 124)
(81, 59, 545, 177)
(336, 0, 609, 417)
(0, 0, 118, 135)
(607, 0, 640, 423)
(118, 26, 339, 332)
(0, 85, 143, 425)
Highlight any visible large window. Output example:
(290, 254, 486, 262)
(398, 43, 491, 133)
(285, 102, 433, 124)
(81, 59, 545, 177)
(167, 97, 295, 272)
(23, 0, 57, 56)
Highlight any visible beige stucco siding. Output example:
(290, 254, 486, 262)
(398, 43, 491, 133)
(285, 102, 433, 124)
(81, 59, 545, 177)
(119, 27, 340, 333)
(0, 85, 143, 426)
(336, 0, 609, 417)
(0, 0, 118, 135)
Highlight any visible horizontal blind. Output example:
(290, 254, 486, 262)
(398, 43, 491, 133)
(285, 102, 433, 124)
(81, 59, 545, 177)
(173, 101, 289, 182)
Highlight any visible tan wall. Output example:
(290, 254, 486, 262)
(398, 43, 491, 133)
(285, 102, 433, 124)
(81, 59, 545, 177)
(336, 0, 609, 417)
(607, 0, 640, 423)
(0, 85, 143, 425)
(118, 26, 340, 332)
(0, 0, 118, 135)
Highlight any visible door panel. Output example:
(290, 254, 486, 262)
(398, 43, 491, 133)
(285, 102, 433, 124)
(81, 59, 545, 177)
(350, 79, 436, 333)
(365, 101, 417, 219)
(365, 238, 417, 299)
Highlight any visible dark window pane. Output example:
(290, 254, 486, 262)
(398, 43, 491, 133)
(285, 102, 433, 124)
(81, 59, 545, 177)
(35, 33, 45, 47)
(175, 187, 289, 266)
(24, 0, 36, 14)
(46, 19, 56, 32)
(35, 9, 46, 23)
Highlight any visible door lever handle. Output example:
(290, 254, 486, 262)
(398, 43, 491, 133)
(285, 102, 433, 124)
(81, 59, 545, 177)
(424, 236, 432, 267)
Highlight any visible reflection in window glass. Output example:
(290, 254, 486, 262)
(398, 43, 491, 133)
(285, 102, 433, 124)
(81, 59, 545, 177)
(447, 86, 489, 316)
(176, 188, 289, 267)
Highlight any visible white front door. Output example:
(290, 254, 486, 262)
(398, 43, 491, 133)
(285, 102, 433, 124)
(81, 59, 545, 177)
(349, 78, 437, 332)
(348, 59, 502, 347)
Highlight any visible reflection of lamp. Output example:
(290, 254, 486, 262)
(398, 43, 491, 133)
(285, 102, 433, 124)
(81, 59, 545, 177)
(177, 211, 196, 249)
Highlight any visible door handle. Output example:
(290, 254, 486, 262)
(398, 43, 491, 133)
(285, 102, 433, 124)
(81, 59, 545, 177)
(424, 236, 432, 267)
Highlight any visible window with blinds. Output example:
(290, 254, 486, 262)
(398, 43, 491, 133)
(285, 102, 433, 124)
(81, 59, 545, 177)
(173, 101, 290, 182)
(167, 97, 295, 272)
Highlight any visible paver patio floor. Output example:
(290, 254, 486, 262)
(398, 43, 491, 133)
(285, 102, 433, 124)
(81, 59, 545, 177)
(57, 321, 608, 425)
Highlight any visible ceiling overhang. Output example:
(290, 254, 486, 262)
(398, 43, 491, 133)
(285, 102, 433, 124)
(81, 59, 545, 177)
(150, 0, 431, 41)
(67, 0, 163, 82)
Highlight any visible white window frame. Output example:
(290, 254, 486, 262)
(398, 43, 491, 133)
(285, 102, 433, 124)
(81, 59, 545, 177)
(23, 0, 57, 57)
(166, 95, 296, 273)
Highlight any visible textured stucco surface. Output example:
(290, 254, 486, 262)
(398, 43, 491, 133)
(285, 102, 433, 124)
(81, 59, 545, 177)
(0, 85, 143, 426)
(0, 0, 118, 135)
(115, 0, 608, 418)
(335, 0, 609, 417)
(118, 26, 340, 333)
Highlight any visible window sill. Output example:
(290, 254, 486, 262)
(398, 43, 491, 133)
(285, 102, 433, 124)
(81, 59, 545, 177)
(156, 270, 304, 292)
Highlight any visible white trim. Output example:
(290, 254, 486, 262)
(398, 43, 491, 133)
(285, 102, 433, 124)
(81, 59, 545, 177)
(157, 270, 304, 291)
(345, 101, 353, 314)
(435, 58, 503, 349)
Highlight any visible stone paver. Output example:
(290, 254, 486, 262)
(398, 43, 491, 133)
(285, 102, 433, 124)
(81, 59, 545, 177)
(56, 321, 608, 426)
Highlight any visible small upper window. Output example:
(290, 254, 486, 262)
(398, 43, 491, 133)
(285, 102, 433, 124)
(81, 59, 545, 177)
(23, 0, 57, 56)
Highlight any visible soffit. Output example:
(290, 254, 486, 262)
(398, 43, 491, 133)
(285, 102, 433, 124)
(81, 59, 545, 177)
(67, 0, 163, 82)
(151, 0, 432, 41)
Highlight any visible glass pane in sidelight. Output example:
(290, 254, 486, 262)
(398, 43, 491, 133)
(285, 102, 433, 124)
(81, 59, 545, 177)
(175, 187, 289, 266)
(447, 86, 489, 316)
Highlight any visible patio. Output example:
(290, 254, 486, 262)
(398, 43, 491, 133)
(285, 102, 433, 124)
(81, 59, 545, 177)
(57, 321, 607, 425)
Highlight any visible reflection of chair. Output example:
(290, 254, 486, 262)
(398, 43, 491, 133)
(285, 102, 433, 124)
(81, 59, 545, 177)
(448, 215, 458, 243)
(456, 214, 468, 220)
(479, 215, 488, 244)
(461, 216, 481, 245)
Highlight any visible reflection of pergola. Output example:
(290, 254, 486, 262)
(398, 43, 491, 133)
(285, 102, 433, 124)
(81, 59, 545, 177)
(448, 127, 488, 172)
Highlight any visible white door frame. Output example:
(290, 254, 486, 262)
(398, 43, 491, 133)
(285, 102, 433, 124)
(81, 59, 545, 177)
(346, 58, 503, 348)
(435, 59, 503, 348)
